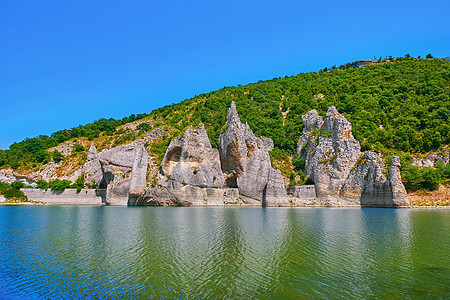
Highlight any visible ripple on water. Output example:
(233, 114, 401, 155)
(0, 206, 449, 299)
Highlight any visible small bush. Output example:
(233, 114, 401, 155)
(437, 161, 450, 179)
(71, 174, 85, 192)
(50, 179, 72, 191)
(321, 130, 332, 138)
(36, 180, 49, 190)
(52, 150, 64, 163)
(148, 139, 171, 165)
(0, 182, 28, 202)
(0, 182, 10, 193)
(137, 122, 151, 133)
(293, 157, 306, 172)
(74, 144, 85, 152)
(3, 188, 28, 202)
(11, 181, 25, 190)
(289, 173, 296, 186)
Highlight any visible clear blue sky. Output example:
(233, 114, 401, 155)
(1, 0, 449, 149)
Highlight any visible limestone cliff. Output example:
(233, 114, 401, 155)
(411, 149, 450, 168)
(82, 143, 103, 185)
(297, 107, 361, 203)
(160, 124, 224, 189)
(97, 142, 148, 205)
(155, 124, 237, 206)
(218, 101, 288, 206)
(297, 107, 409, 207)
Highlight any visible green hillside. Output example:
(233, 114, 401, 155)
(1, 57, 450, 183)
(155, 57, 449, 154)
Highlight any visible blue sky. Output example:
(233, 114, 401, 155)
(1, 0, 449, 149)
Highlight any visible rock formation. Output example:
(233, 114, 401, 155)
(0, 169, 37, 187)
(82, 143, 103, 186)
(161, 124, 224, 189)
(411, 149, 450, 168)
(297, 107, 409, 207)
(297, 107, 361, 203)
(98, 142, 148, 205)
(339, 152, 408, 206)
(218, 101, 288, 206)
(156, 124, 237, 206)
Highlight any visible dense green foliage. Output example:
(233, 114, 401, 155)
(49, 179, 72, 191)
(400, 154, 450, 192)
(137, 122, 151, 133)
(402, 165, 442, 192)
(36, 179, 49, 190)
(0, 181, 28, 202)
(151, 58, 450, 154)
(52, 150, 64, 163)
(34, 175, 85, 192)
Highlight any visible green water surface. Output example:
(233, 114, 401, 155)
(0, 206, 449, 299)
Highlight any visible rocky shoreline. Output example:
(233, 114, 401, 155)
(4, 102, 423, 207)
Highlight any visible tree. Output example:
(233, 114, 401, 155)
(52, 150, 64, 163)
(71, 174, 85, 192)
(50, 179, 72, 191)
(11, 181, 25, 190)
(74, 144, 85, 152)
(36, 180, 49, 190)
(426, 53, 433, 59)
(36, 149, 50, 163)
(137, 122, 151, 133)
(421, 168, 441, 191)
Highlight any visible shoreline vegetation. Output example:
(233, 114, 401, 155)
(1, 56, 450, 206)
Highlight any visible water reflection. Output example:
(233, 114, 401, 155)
(0, 206, 449, 299)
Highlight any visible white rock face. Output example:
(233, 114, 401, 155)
(218, 101, 288, 206)
(161, 124, 225, 189)
(411, 150, 450, 168)
(298, 106, 361, 202)
(0, 170, 36, 187)
(98, 143, 149, 205)
(297, 107, 409, 207)
(82, 143, 103, 186)
(0, 170, 16, 184)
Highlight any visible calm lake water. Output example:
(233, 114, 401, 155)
(0, 206, 449, 299)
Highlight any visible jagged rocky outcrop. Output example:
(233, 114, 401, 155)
(98, 142, 148, 205)
(0, 169, 37, 187)
(297, 107, 409, 206)
(4, 103, 413, 208)
(411, 149, 450, 168)
(82, 143, 103, 185)
(340, 153, 408, 206)
(218, 101, 288, 206)
(156, 123, 242, 206)
(297, 107, 361, 203)
(161, 124, 224, 189)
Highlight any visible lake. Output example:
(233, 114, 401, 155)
(0, 206, 449, 299)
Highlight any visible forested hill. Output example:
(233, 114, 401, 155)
(151, 57, 450, 153)
(1, 57, 449, 172)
